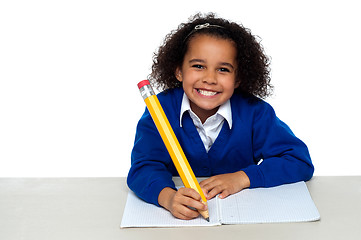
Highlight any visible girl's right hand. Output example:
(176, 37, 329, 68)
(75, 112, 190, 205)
(158, 187, 208, 220)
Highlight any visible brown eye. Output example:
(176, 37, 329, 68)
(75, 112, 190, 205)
(192, 64, 204, 69)
(219, 68, 230, 72)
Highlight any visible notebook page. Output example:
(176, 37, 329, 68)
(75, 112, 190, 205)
(120, 190, 220, 228)
(218, 181, 320, 224)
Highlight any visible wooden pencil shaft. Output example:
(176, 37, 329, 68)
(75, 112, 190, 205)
(143, 95, 206, 202)
(138, 80, 209, 220)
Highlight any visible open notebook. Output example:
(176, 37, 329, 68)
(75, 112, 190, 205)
(120, 181, 320, 228)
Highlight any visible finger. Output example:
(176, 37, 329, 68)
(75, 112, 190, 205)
(207, 185, 224, 200)
(170, 201, 199, 220)
(179, 194, 208, 212)
(199, 178, 211, 188)
(201, 187, 209, 199)
(199, 176, 217, 188)
(175, 188, 208, 210)
(178, 187, 202, 201)
(200, 180, 219, 193)
(176, 207, 200, 220)
(202, 180, 224, 198)
(171, 195, 203, 220)
(219, 189, 231, 199)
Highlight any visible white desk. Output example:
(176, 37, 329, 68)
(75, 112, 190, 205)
(0, 176, 360, 240)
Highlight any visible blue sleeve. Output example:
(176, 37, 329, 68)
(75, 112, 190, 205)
(242, 102, 314, 188)
(127, 108, 176, 206)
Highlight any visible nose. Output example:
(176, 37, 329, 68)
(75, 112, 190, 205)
(202, 70, 217, 84)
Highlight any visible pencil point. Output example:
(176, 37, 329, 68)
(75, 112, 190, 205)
(205, 217, 210, 222)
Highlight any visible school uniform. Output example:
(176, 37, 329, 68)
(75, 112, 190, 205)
(127, 87, 314, 206)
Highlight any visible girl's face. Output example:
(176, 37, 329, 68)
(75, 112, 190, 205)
(176, 34, 239, 123)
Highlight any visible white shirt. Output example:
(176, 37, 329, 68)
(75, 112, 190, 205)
(179, 93, 232, 152)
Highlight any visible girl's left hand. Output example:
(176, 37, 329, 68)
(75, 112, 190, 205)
(199, 171, 250, 200)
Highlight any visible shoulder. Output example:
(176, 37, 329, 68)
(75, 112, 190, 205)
(155, 87, 184, 123)
(157, 87, 183, 102)
(231, 93, 275, 118)
(136, 88, 184, 136)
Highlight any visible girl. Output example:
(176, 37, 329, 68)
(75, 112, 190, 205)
(128, 13, 314, 220)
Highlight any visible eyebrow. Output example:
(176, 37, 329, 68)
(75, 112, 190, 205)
(189, 59, 205, 64)
(219, 62, 235, 70)
(188, 59, 235, 70)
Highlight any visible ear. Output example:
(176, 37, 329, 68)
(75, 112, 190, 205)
(234, 80, 241, 89)
(175, 67, 182, 82)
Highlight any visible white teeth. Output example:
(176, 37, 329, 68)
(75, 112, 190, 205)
(198, 89, 217, 96)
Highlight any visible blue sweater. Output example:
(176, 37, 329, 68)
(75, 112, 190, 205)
(128, 87, 314, 206)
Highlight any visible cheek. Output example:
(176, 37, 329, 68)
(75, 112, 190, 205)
(184, 70, 199, 79)
(182, 72, 198, 85)
(224, 78, 238, 92)
(226, 87, 236, 97)
(181, 78, 195, 92)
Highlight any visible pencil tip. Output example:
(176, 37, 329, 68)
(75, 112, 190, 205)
(205, 217, 210, 222)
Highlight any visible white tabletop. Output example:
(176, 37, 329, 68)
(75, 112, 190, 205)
(1, 176, 360, 240)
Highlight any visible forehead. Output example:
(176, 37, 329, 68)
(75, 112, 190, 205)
(184, 34, 237, 61)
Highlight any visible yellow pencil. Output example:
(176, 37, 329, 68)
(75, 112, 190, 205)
(137, 80, 209, 221)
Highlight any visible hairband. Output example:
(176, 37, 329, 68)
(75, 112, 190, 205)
(183, 23, 225, 42)
(194, 23, 223, 30)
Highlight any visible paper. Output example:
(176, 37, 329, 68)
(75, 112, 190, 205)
(120, 191, 220, 228)
(120, 181, 320, 228)
(219, 181, 320, 224)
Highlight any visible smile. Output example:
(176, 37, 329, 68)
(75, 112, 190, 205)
(197, 89, 218, 96)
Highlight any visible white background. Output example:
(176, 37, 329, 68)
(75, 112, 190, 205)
(1, 0, 360, 177)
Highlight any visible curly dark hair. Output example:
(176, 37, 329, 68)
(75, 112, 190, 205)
(149, 12, 273, 99)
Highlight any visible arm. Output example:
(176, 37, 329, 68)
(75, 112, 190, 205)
(127, 108, 176, 206)
(201, 101, 313, 198)
(244, 102, 314, 188)
(128, 108, 208, 219)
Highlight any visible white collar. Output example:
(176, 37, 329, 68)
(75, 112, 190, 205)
(179, 93, 232, 128)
